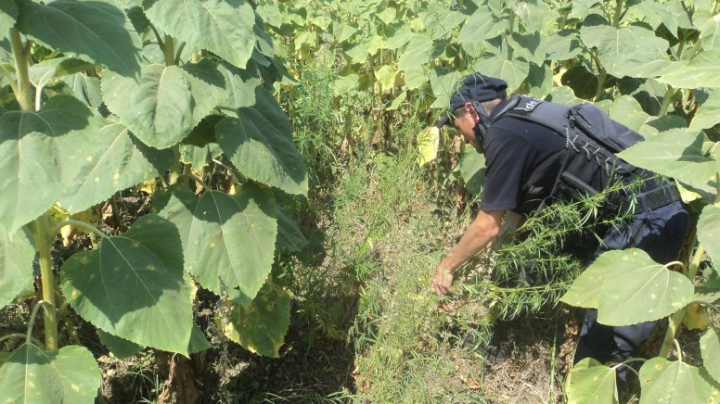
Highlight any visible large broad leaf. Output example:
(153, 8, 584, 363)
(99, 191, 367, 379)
(218, 61, 259, 109)
(154, 184, 278, 306)
(698, 205, 720, 270)
(508, 32, 544, 65)
(430, 70, 462, 109)
(690, 89, 720, 130)
(102, 65, 194, 149)
(631, 0, 692, 34)
(617, 129, 720, 193)
(0, 95, 98, 234)
(0, 344, 101, 404)
(545, 29, 582, 61)
(474, 57, 530, 91)
(562, 249, 694, 325)
(29, 57, 94, 94)
(0, 0, 18, 41)
(608, 96, 668, 139)
(459, 146, 485, 196)
(0, 226, 34, 309)
(658, 50, 720, 89)
(61, 73, 103, 109)
(580, 25, 670, 79)
(16, 0, 141, 77)
(698, 12, 720, 51)
(98, 329, 143, 359)
(253, 87, 292, 138)
(216, 281, 291, 358)
(59, 120, 174, 214)
(397, 35, 434, 72)
(566, 358, 618, 404)
(425, 10, 465, 40)
(597, 249, 694, 326)
(276, 208, 307, 253)
(639, 358, 720, 404)
(144, 0, 255, 69)
(216, 109, 307, 195)
(61, 215, 195, 354)
(700, 328, 720, 385)
(458, 7, 505, 46)
(374, 65, 397, 91)
(181, 61, 225, 124)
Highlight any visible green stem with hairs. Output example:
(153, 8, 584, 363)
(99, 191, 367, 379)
(658, 87, 678, 117)
(612, 0, 624, 27)
(9, 29, 32, 111)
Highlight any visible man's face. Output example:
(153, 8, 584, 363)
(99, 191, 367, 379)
(452, 103, 482, 152)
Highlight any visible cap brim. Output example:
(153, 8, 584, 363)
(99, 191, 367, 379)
(436, 114, 451, 128)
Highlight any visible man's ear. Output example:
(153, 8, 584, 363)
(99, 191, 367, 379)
(464, 102, 480, 124)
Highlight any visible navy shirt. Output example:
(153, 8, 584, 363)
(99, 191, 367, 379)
(480, 101, 570, 213)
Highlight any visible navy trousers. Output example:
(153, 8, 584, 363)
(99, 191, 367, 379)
(574, 201, 690, 378)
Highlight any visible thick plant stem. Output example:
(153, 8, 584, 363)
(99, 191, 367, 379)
(658, 87, 678, 117)
(164, 35, 175, 66)
(34, 215, 59, 351)
(612, 0, 624, 27)
(9, 29, 32, 111)
(658, 244, 706, 358)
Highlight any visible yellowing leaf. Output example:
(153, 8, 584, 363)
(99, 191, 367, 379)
(374, 65, 398, 91)
(416, 126, 440, 166)
(682, 303, 710, 330)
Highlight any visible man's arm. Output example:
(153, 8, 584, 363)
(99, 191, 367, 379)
(432, 209, 505, 299)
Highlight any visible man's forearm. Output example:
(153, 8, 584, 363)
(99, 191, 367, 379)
(441, 209, 505, 272)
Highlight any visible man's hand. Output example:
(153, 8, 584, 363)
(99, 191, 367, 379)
(432, 264, 454, 298)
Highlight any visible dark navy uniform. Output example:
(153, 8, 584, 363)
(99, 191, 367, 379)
(481, 98, 690, 381)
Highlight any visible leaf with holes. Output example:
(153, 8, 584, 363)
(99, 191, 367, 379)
(596, 249, 693, 326)
(61, 215, 194, 354)
(216, 281, 291, 357)
(566, 358, 618, 404)
(60, 120, 174, 214)
(0, 95, 99, 234)
(639, 358, 720, 404)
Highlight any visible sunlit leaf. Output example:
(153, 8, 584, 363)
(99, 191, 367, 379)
(61, 215, 195, 354)
(216, 108, 307, 195)
(458, 7, 505, 45)
(580, 25, 670, 79)
(102, 65, 194, 149)
(0, 0, 18, 41)
(682, 303, 710, 330)
(474, 57, 529, 91)
(617, 129, 720, 193)
(374, 65, 397, 91)
(0, 226, 34, 309)
(59, 120, 173, 214)
(698, 12, 720, 51)
(690, 89, 720, 130)
(0, 95, 98, 234)
(566, 358, 618, 404)
(144, 0, 255, 69)
(0, 344, 101, 404)
(658, 50, 720, 89)
(545, 29, 582, 61)
(218, 61, 260, 109)
(154, 184, 278, 306)
(17, 0, 141, 77)
(700, 328, 720, 384)
(639, 358, 720, 404)
(416, 126, 439, 166)
(698, 205, 720, 271)
(459, 146, 485, 196)
(62, 73, 102, 108)
(216, 281, 291, 358)
(398, 35, 433, 72)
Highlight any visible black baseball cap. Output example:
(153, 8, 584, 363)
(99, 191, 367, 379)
(436, 73, 508, 128)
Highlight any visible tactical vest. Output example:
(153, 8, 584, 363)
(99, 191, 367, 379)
(489, 95, 651, 215)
